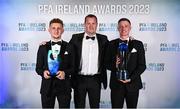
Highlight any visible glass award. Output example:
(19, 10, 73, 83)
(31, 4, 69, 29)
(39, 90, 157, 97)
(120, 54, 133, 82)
(116, 42, 129, 80)
(47, 50, 61, 76)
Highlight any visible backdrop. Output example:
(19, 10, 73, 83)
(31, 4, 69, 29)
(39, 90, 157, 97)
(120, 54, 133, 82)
(1, 0, 180, 108)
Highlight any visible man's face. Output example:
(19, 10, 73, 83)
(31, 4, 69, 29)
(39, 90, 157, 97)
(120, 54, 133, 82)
(48, 23, 64, 39)
(84, 17, 97, 35)
(118, 21, 131, 39)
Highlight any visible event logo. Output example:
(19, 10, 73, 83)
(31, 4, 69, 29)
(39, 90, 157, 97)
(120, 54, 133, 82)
(20, 63, 35, 71)
(160, 43, 180, 52)
(64, 23, 117, 32)
(64, 23, 84, 31)
(38, 4, 150, 15)
(18, 23, 46, 31)
(1, 43, 28, 51)
(98, 23, 117, 31)
(139, 23, 167, 31)
(146, 63, 165, 71)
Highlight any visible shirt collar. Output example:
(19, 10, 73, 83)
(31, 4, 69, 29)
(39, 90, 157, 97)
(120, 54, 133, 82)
(84, 33, 96, 38)
(51, 38, 62, 42)
(120, 37, 129, 42)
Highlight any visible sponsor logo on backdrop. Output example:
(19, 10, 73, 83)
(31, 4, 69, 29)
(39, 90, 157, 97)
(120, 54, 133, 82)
(139, 23, 167, 31)
(160, 43, 180, 52)
(18, 23, 46, 31)
(20, 63, 36, 71)
(1, 43, 28, 51)
(146, 63, 165, 71)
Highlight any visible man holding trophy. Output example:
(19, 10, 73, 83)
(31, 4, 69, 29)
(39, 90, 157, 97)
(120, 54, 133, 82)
(105, 18, 146, 108)
(36, 18, 74, 108)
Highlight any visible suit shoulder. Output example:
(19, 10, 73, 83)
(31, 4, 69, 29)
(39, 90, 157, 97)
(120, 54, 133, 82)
(110, 38, 119, 44)
(131, 39, 144, 50)
(38, 41, 50, 48)
(62, 40, 68, 45)
(72, 32, 84, 37)
(96, 33, 108, 42)
(132, 39, 143, 45)
(96, 33, 107, 37)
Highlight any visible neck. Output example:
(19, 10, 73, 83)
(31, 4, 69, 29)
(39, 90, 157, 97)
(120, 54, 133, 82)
(120, 36, 129, 40)
(51, 38, 61, 42)
(86, 32, 96, 37)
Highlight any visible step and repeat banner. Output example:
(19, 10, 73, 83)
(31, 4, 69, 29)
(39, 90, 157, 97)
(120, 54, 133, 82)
(0, 0, 180, 108)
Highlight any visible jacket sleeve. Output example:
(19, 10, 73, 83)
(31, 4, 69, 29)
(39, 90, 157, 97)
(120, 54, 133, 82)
(35, 45, 46, 77)
(105, 42, 117, 72)
(130, 41, 146, 81)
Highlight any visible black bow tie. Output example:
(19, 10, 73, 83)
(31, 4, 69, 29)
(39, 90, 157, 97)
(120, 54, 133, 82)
(86, 36, 95, 40)
(51, 41, 62, 45)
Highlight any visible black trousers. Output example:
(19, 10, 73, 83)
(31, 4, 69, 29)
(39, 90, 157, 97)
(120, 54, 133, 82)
(74, 75, 101, 108)
(41, 92, 71, 108)
(111, 88, 139, 108)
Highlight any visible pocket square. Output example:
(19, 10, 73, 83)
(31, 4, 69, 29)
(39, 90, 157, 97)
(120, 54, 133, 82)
(64, 51, 68, 55)
(131, 48, 137, 53)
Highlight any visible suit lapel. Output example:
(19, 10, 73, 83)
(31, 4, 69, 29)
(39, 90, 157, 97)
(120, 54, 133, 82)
(127, 39, 134, 63)
(59, 40, 66, 56)
(45, 41, 51, 70)
(96, 35, 101, 58)
(46, 41, 51, 53)
(128, 39, 134, 53)
(77, 33, 84, 60)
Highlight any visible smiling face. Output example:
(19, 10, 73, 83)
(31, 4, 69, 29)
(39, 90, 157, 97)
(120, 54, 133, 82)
(48, 23, 64, 40)
(84, 16, 97, 36)
(118, 20, 131, 40)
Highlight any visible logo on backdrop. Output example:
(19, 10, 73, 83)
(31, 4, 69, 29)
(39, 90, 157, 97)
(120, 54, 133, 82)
(18, 23, 46, 31)
(146, 63, 165, 71)
(64, 23, 117, 32)
(1, 43, 28, 51)
(139, 23, 167, 31)
(20, 63, 36, 71)
(160, 43, 180, 52)
(38, 4, 150, 15)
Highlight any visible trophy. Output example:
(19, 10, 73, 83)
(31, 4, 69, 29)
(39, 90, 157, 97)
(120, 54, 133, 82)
(116, 42, 129, 80)
(47, 50, 61, 76)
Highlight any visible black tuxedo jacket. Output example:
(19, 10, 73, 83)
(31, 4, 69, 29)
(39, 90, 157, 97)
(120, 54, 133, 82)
(36, 41, 74, 95)
(106, 38, 146, 91)
(69, 32, 108, 89)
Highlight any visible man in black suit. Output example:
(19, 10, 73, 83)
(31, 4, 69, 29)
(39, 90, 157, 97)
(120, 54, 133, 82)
(36, 18, 74, 108)
(69, 14, 108, 108)
(105, 18, 146, 108)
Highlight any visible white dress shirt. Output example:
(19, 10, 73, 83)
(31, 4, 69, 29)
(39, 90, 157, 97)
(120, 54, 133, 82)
(80, 33, 99, 75)
(51, 39, 62, 59)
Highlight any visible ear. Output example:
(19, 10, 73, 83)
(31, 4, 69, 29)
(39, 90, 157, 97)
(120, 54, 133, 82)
(62, 28, 64, 33)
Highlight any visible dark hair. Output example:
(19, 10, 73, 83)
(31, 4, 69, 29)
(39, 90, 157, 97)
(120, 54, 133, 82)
(84, 14, 98, 23)
(118, 18, 131, 25)
(49, 18, 64, 27)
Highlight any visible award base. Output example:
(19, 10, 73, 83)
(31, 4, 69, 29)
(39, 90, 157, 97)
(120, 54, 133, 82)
(116, 70, 129, 81)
